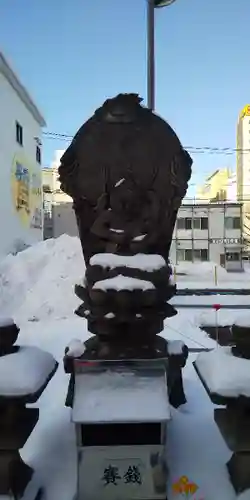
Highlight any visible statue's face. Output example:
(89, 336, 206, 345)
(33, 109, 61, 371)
(109, 180, 145, 220)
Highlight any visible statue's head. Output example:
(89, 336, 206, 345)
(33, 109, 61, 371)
(59, 93, 192, 263)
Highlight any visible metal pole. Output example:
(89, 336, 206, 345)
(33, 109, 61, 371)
(147, 0, 155, 110)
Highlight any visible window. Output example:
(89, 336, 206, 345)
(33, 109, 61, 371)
(193, 249, 208, 261)
(201, 218, 208, 230)
(184, 249, 192, 261)
(193, 218, 200, 230)
(16, 121, 23, 146)
(176, 249, 185, 261)
(226, 252, 240, 261)
(177, 218, 192, 230)
(177, 248, 208, 262)
(193, 217, 208, 230)
(177, 217, 208, 230)
(36, 145, 41, 164)
(177, 249, 192, 262)
(225, 217, 241, 230)
(177, 219, 184, 230)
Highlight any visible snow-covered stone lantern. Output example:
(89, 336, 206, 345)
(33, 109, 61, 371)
(194, 315, 250, 496)
(0, 318, 58, 500)
(59, 93, 192, 500)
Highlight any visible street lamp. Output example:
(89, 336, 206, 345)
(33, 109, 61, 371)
(154, 0, 177, 6)
(147, 0, 177, 111)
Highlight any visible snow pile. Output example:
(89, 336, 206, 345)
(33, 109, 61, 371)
(65, 339, 85, 358)
(0, 235, 83, 322)
(90, 253, 166, 271)
(234, 314, 250, 327)
(171, 261, 250, 288)
(93, 275, 155, 291)
(173, 261, 227, 278)
(105, 312, 115, 319)
(72, 370, 171, 423)
(198, 310, 250, 328)
(167, 340, 185, 355)
(0, 346, 57, 396)
(195, 347, 250, 398)
(198, 309, 236, 327)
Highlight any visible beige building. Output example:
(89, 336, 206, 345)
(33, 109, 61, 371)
(236, 104, 250, 250)
(226, 172, 237, 201)
(42, 150, 77, 239)
(197, 168, 231, 202)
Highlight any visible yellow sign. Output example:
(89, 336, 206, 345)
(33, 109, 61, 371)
(240, 104, 250, 119)
(11, 154, 42, 230)
(172, 476, 203, 498)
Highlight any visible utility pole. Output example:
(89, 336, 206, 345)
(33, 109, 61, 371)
(147, 0, 155, 111)
(146, 0, 177, 111)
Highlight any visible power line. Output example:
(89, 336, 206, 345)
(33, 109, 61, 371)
(41, 131, 250, 155)
(43, 132, 72, 139)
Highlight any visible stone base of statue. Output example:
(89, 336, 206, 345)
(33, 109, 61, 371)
(75, 252, 176, 338)
(64, 345, 172, 500)
(70, 252, 188, 411)
(64, 333, 188, 411)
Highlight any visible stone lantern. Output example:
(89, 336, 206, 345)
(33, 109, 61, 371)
(0, 318, 58, 500)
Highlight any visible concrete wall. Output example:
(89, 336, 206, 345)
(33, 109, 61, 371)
(0, 72, 43, 254)
(53, 202, 78, 238)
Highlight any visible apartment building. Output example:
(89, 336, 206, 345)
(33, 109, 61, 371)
(0, 52, 46, 254)
(170, 202, 243, 271)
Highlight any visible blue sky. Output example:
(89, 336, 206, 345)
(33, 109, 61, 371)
(0, 0, 250, 196)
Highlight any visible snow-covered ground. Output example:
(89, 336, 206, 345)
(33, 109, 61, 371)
(0, 235, 250, 499)
(17, 318, 248, 500)
(173, 261, 250, 289)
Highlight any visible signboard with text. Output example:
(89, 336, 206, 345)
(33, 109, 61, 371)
(78, 445, 167, 500)
(11, 153, 43, 231)
(209, 238, 241, 245)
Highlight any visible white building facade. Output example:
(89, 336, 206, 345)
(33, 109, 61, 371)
(0, 52, 46, 255)
(170, 202, 243, 271)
